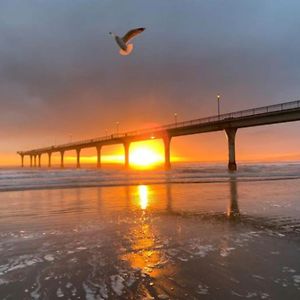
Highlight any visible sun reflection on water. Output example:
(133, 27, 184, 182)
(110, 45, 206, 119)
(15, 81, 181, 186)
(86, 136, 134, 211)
(119, 185, 173, 279)
(138, 185, 149, 210)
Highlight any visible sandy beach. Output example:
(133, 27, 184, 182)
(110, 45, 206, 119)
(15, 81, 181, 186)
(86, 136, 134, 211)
(0, 164, 300, 299)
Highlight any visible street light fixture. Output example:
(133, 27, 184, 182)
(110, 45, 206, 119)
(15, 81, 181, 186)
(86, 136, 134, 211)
(217, 94, 221, 118)
(174, 113, 178, 126)
(116, 122, 120, 134)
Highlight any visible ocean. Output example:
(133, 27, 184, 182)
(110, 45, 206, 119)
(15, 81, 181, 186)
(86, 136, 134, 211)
(0, 163, 300, 299)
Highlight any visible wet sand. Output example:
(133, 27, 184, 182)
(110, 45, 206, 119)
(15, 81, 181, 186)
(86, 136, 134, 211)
(0, 178, 300, 299)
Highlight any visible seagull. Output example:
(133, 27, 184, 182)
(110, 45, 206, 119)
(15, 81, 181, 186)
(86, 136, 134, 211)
(109, 27, 145, 56)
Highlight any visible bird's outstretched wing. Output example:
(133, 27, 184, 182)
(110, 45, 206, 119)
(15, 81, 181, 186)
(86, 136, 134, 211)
(122, 27, 145, 43)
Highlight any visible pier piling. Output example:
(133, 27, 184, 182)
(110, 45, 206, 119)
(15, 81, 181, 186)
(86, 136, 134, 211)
(225, 128, 237, 171)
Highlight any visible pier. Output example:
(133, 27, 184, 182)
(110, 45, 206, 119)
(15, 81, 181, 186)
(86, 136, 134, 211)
(17, 100, 300, 170)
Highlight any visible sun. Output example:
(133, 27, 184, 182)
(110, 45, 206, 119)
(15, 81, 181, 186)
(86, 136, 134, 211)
(129, 141, 164, 169)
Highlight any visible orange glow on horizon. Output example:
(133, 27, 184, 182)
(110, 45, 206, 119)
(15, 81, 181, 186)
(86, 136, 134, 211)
(7, 133, 300, 167)
(51, 140, 178, 169)
(65, 155, 125, 164)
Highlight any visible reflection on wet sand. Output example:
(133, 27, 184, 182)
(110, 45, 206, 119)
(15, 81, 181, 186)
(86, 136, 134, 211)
(121, 185, 175, 280)
(124, 180, 240, 219)
(227, 179, 240, 219)
(119, 181, 241, 284)
(138, 185, 149, 210)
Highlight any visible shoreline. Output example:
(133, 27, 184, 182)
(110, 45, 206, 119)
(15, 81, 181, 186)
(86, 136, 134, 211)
(1, 175, 300, 193)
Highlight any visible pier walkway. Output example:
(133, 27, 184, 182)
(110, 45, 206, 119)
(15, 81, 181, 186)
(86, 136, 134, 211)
(18, 100, 300, 170)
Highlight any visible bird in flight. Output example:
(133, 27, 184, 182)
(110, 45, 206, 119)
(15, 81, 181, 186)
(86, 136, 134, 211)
(109, 27, 145, 56)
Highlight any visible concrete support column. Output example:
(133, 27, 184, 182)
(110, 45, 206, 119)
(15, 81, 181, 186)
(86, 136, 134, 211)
(30, 155, 33, 167)
(225, 128, 237, 171)
(48, 152, 52, 168)
(60, 151, 65, 168)
(96, 146, 102, 168)
(34, 155, 37, 167)
(124, 142, 130, 169)
(76, 149, 81, 168)
(21, 155, 24, 168)
(163, 135, 172, 170)
(38, 155, 41, 168)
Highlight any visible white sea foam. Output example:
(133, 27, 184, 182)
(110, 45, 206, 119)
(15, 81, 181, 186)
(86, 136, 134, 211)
(110, 274, 125, 296)
(1, 163, 300, 191)
(30, 274, 42, 300)
(197, 283, 209, 295)
(220, 247, 235, 257)
(293, 275, 300, 284)
(0, 278, 9, 286)
(56, 287, 64, 297)
(44, 254, 55, 262)
(1, 255, 43, 274)
(83, 282, 98, 300)
(191, 244, 215, 257)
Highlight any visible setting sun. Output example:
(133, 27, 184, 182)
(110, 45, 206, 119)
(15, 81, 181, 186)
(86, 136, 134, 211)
(129, 141, 164, 168)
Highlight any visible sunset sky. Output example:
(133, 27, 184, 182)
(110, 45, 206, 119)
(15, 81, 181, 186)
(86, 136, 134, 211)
(1, 0, 300, 166)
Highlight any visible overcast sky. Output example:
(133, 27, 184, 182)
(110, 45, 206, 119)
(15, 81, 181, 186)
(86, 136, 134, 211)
(1, 0, 300, 164)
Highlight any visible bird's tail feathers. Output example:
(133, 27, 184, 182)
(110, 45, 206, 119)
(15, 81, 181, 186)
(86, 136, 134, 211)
(119, 43, 133, 56)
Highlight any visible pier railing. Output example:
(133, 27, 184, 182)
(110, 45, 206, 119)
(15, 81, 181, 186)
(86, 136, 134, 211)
(24, 99, 300, 153)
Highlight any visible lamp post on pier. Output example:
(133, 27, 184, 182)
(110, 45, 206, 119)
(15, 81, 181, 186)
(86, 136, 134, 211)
(174, 113, 178, 126)
(217, 94, 221, 119)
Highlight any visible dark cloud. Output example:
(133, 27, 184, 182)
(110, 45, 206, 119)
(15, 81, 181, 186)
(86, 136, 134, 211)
(0, 0, 300, 154)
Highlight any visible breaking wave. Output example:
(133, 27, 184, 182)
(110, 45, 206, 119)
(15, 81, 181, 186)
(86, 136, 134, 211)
(0, 163, 300, 192)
